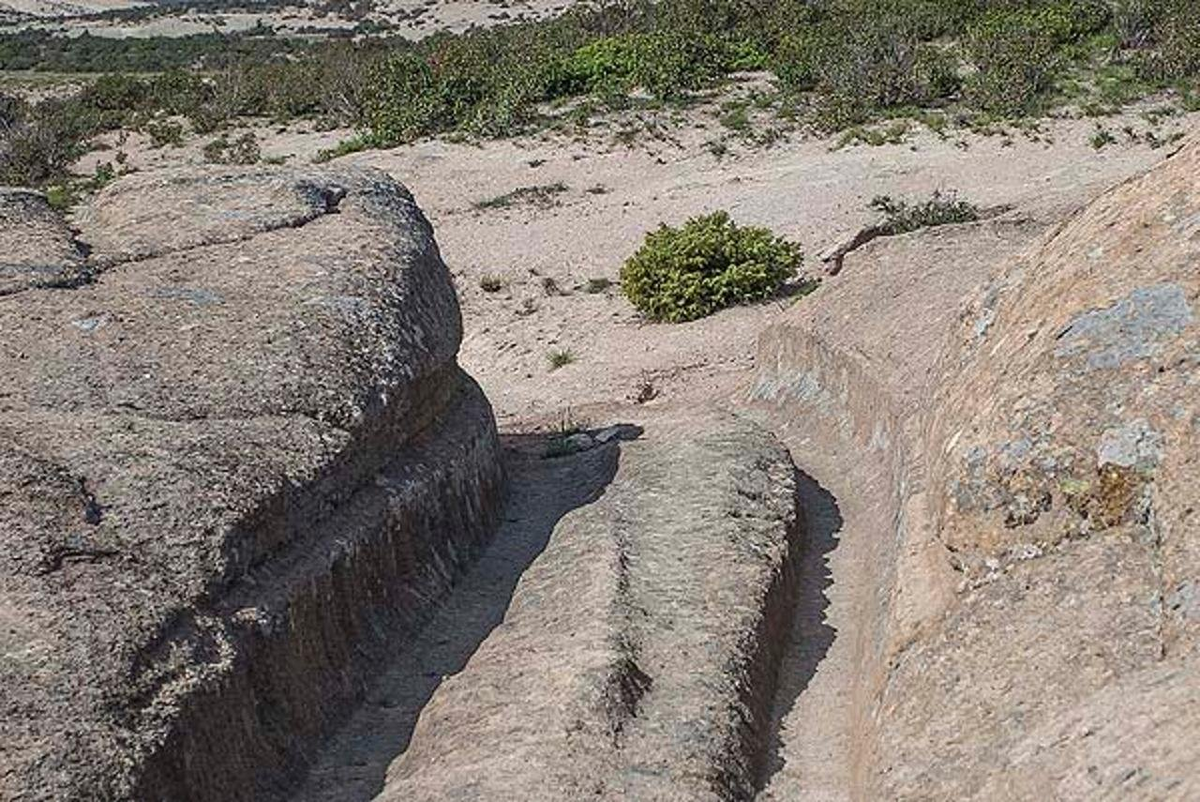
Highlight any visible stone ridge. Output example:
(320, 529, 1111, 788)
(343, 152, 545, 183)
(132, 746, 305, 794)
(879, 134, 1200, 799)
(0, 188, 89, 294)
(384, 412, 800, 801)
(748, 133, 1200, 799)
(0, 167, 504, 801)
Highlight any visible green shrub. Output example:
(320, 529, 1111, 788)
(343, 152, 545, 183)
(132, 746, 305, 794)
(0, 96, 102, 186)
(313, 133, 373, 163)
(547, 348, 576, 370)
(1138, 0, 1200, 82)
(363, 52, 442, 142)
(362, 22, 577, 143)
(474, 182, 568, 210)
(0, 91, 24, 135)
(620, 211, 801, 322)
(870, 191, 980, 235)
(202, 132, 260, 165)
(144, 117, 184, 148)
(774, 5, 961, 128)
(772, 28, 827, 91)
(965, 9, 1063, 116)
(1033, 0, 1112, 45)
(565, 30, 729, 99)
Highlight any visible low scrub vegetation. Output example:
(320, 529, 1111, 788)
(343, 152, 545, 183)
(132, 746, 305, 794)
(620, 211, 802, 322)
(870, 191, 981, 235)
(4, 0, 1200, 188)
(202, 132, 261, 165)
(474, 182, 569, 211)
(547, 348, 577, 370)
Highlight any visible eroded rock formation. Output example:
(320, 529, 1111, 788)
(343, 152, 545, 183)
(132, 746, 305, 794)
(382, 412, 800, 801)
(0, 168, 504, 801)
(753, 137, 1200, 799)
(3, 136, 1196, 802)
(885, 135, 1200, 800)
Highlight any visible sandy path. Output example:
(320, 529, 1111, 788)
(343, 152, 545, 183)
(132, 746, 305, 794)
(755, 432, 891, 801)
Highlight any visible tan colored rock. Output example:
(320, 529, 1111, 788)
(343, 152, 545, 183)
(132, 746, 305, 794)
(378, 413, 799, 801)
(877, 136, 1200, 799)
(0, 188, 88, 294)
(751, 137, 1199, 801)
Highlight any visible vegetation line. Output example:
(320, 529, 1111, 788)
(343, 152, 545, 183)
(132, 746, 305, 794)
(3, 0, 1200, 192)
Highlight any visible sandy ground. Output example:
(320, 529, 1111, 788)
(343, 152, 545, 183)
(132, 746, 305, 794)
(314, 105, 1196, 433)
(76, 95, 1197, 434)
(2, 0, 574, 39)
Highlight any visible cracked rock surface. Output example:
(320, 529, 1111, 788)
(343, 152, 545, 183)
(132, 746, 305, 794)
(0, 189, 89, 294)
(0, 168, 504, 801)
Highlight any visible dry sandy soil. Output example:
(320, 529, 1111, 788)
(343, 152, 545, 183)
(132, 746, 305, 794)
(1, 0, 573, 39)
(79, 96, 1192, 434)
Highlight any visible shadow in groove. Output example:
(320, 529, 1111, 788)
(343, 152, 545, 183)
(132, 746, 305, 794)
(758, 469, 844, 788)
(291, 427, 639, 802)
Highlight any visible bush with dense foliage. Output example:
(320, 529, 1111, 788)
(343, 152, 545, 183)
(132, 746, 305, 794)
(1137, 0, 1200, 82)
(962, 1, 1111, 116)
(620, 211, 802, 322)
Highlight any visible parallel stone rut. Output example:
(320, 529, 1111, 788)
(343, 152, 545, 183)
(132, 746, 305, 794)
(292, 444, 617, 802)
(293, 414, 804, 801)
(755, 429, 891, 802)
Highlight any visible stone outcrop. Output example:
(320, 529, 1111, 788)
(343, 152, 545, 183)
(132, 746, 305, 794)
(0, 168, 505, 801)
(880, 135, 1200, 800)
(0, 188, 88, 294)
(378, 412, 800, 801)
(751, 214, 1039, 799)
(751, 137, 1200, 799)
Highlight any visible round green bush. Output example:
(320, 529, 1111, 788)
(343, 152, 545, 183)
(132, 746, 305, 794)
(620, 211, 802, 323)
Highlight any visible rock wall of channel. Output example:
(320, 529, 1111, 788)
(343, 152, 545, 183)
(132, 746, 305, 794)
(0, 168, 505, 801)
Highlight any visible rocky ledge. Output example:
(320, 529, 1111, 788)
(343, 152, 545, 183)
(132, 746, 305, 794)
(0, 168, 505, 801)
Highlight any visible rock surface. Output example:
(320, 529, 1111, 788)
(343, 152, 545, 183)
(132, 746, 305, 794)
(879, 135, 1200, 800)
(0, 167, 504, 801)
(750, 136, 1200, 800)
(0, 188, 88, 294)
(751, 215, 1040, 801)
(299, 412, 801, 802)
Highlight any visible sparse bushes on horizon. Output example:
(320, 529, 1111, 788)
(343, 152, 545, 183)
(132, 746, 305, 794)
(620, 211, 802, 322)
(4, 0, 1200, 188)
